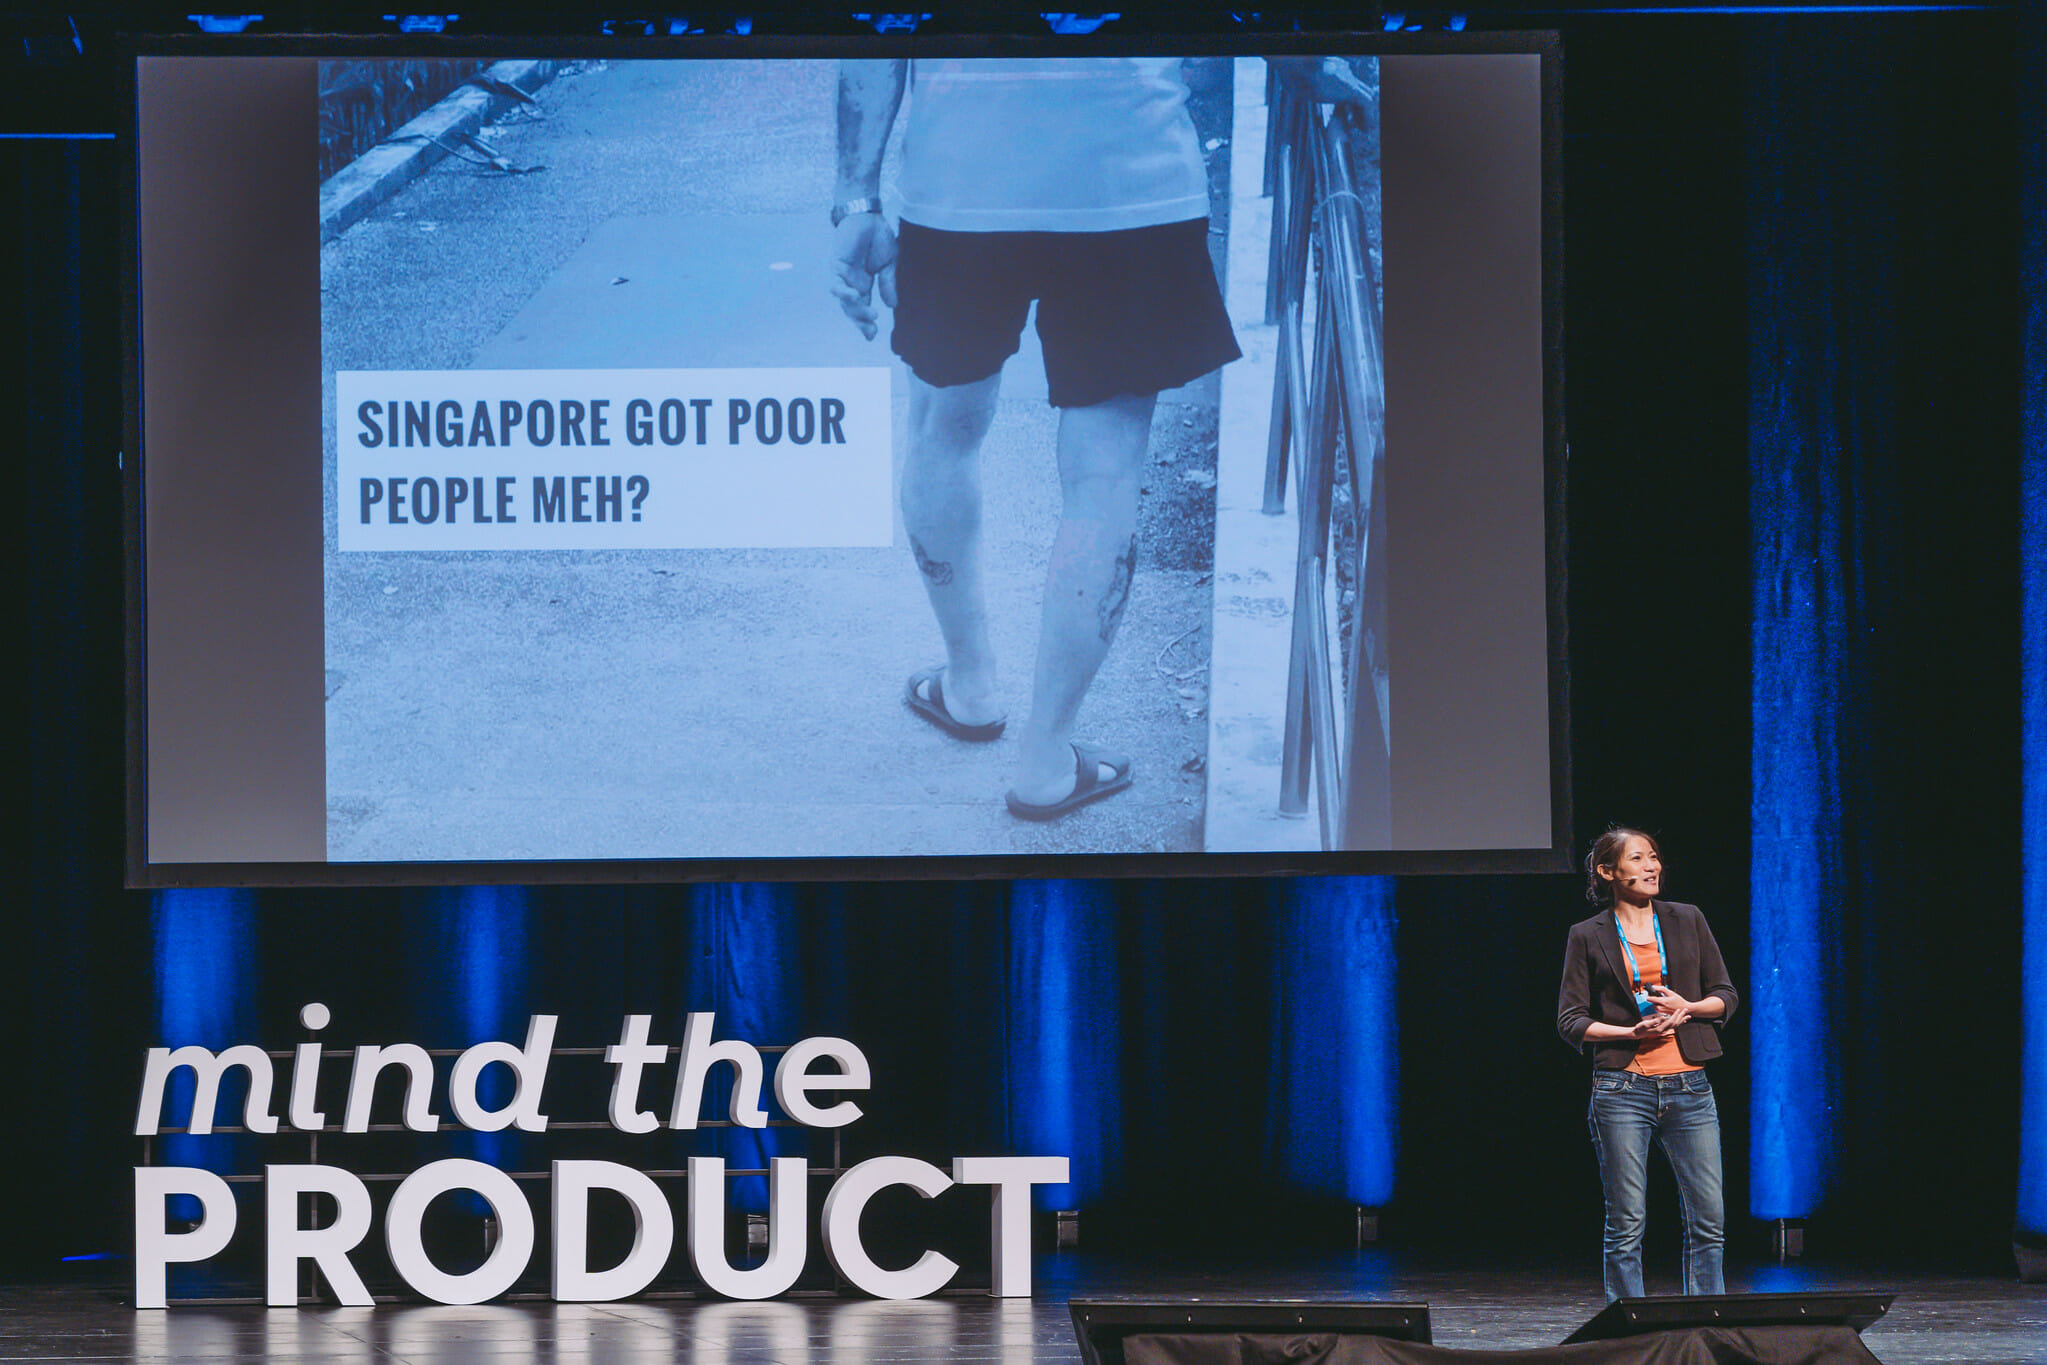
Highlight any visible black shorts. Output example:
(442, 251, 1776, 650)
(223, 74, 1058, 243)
(890, 218, 1243, 409)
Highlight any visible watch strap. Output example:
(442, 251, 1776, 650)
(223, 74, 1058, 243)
(831, 196, 882, 227)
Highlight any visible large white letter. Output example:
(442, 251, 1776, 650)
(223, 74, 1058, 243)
(287, 1043, 326, 1131)
(134, 1167, 237, 1309)
(671, 1013, 767, 1129)
(772, 1037, 869, 1128)
(604, 1015, 669, 1134)
(448, 1015, 556, 1133)
(265, 1164, 373, 1306)
(551, 1160, 675, 1302)
(820, 1157, 958, 1300)
(135, 1045, 277, 1135)
(342, 1044, 439, 1132)
(687, 1157, 807, 1298)
(952, 1156, 1068, 1297)
(384, 1159, 535, 1304)
(288, 1004, 332, 1131)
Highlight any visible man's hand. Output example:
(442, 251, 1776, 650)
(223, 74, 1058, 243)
(1269, 55, 1374, 107)
(832, 59, 906, 338)
(831, 212, 897, 341)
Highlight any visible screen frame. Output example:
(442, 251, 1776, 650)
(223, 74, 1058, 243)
(121, 25, 1569, 888)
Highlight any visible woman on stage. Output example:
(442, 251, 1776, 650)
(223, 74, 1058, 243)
(1557, 828, 1739, 1302)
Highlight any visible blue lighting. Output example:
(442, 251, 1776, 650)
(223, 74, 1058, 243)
(449, 886, 525, 1042)
(2019, 72, 2047, 1231)
(1043, 13, 1121, 34)
(1272, 877, 1398, 1207)
(1007, 881, 1119, 1209)
(2024, 543, 2047, 1233)
(1749, 1262, 1818, 1293)
(1745, 52, 1865, 1217)
(187, 15, 264, 33)
(1749, 285, 1844, 1219)
(443, 886, 528, 1172)
(383, 14, 458, 32)
(151, 889, 258, 1219)
(1562, 4, 1995, 10)
(60, 1252, 122, 1263)
(854, 13, 932, 31)
(1749, 537, 1840, 1212)
(688, 883, 802, 1212)
(154, 888, 258, 1059)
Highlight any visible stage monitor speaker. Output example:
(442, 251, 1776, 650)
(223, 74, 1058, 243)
(2016, 1239, 2047, 1282)
(1562, 1291, 1894, 1344)
(1071, 1300, 1432, 1365)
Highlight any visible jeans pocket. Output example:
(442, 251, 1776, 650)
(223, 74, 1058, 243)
(1593, 1071, 1628, 1094)
(1683, 1070, 1712, 1095)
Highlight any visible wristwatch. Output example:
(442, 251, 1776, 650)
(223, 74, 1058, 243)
(831, 197, 882, 228)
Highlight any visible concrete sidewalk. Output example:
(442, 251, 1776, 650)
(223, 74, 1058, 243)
(320, 58, 1223, 862)
(1204, 56, 1319, 856)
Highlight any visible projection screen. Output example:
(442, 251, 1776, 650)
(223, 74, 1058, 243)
(125, 31, 1565, 885)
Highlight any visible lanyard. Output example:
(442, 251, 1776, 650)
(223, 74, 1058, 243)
(1614, 910, 1667, 992)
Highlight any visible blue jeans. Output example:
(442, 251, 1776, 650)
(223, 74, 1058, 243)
(1587, 1068, 1725, 1303)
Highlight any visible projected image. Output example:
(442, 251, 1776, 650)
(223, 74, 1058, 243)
(320, 53, 1386, 863)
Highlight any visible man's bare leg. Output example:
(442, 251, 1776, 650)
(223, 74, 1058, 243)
(1010, 391, 1157, 805)
(901, 372, 1005, 727)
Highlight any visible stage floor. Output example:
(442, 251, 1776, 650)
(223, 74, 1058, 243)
(4, 1255, 2043, 1365)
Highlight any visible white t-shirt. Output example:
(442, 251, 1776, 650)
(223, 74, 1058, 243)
(897, 57, 1209, 233)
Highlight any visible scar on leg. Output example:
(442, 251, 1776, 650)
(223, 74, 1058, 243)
(1097, 535, 1137, 643)
(911, 535, 956, 586)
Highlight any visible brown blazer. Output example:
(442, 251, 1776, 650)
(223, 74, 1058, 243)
(1556, 900, 1739, 1069)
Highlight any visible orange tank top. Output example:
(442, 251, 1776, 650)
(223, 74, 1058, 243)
(1619, 929, 1701, 1075)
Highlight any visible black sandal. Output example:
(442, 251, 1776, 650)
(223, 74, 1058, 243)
(905, 666, 1006, 742)
(1005, 744, 1133, 820)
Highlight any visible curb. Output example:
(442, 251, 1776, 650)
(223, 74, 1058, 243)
(319, 59, 557, 246)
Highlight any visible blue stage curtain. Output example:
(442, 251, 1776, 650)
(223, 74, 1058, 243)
(2020, 0, 2047, 1239)
(687, 881, 804, 1210)
(1745, 17, 1913, 1223)
(12, 136, 122, 1265)
(151, 889, 261, 1213)
(1745, 14, 2018, 1236)
(1745, 19, 1851, 1218)
(1005, 879, 1121, 1209)
(1268, 876, 1398, 1208)
(428, 886, 530, 1172)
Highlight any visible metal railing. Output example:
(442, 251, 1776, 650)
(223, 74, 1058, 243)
(319, 59, 498, 182)
(1262, 73, 1391, 852)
